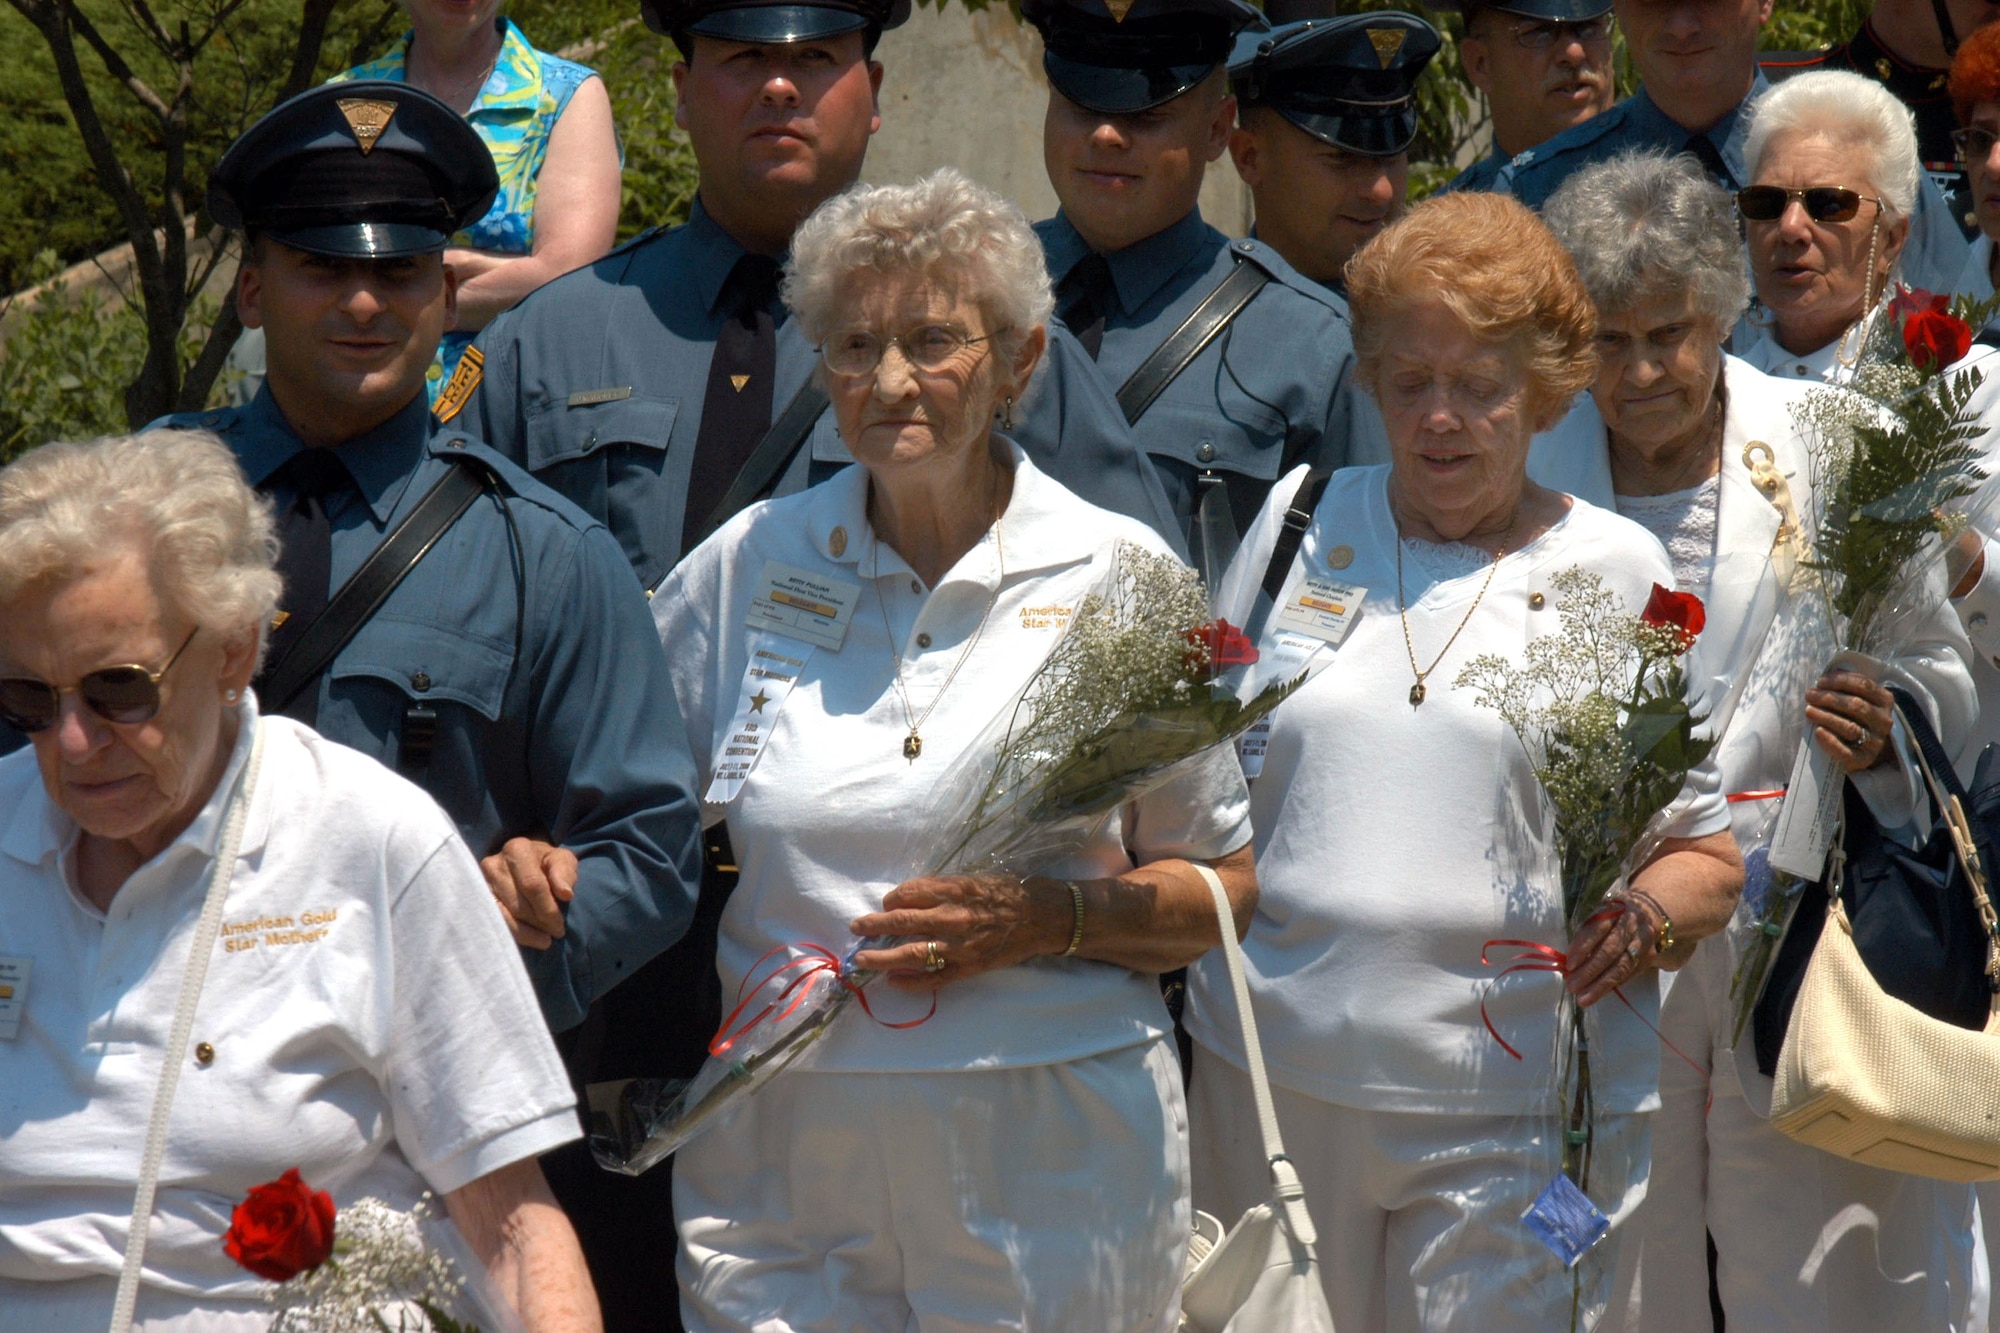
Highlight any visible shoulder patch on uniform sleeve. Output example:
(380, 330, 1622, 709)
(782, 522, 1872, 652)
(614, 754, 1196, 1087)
(433, 346, 484, 425)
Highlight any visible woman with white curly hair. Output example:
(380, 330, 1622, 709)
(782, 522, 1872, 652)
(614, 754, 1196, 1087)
(0, 430, 597, 1331)
(1540, 150, 1984, 1333)
(653, 167, 1256, 1332)
(1736, 69, 1922, 385)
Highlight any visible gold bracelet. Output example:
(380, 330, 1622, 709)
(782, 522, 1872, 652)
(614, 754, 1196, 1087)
(1062, 880, 1085, 957)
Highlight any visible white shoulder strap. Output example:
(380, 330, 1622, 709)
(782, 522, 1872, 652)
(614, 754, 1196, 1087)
(109, 720, 265, 1333)
(1192, 863, 1316, 1245)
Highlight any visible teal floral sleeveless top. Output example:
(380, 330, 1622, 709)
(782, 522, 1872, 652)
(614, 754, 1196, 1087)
(338, 20, 598, 398)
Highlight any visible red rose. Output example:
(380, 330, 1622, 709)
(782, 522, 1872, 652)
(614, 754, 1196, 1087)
(223, 1169, 336, 1282)
(1903, 306, 1973, 373)
(1185, 619, 1259, 675)
(1640, 584, 1705, 651)
(1890, 285, 1946, 321)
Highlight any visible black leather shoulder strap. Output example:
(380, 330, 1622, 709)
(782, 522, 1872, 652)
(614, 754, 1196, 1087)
(261, 458, 491, 713)
(1260, 468, 1334, 602)
(696, 377, 832, 547)
(1116, 257, 1272, 426)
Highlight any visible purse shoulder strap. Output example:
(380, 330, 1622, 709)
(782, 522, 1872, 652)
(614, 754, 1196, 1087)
(1888, 686, 2000, 987)
(1193, 863, 1317, 1246)
(109, 720, 267, 1333)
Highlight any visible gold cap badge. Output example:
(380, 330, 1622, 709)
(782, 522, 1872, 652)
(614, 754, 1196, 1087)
(1367, 27, 1407, 68)
(337, 98, 398, 155)
(731, 374, 751, 392)
(1104, 0, 1135, 20)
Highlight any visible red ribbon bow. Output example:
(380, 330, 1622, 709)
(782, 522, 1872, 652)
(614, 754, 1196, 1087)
(710, 942, 936, 1058)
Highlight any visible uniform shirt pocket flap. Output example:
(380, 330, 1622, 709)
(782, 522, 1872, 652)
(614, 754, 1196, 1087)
(1142, 403, 1285, 481)
(329, 613, 516, 721)
(524, 393, 679, 471)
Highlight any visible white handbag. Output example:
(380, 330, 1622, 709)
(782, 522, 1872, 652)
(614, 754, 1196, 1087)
(1180, 865, 1338, 1333)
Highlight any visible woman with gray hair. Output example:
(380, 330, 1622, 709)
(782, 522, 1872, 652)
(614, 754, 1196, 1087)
(0, 429, 600, 1330)
(1541, 151, 1984, 1333)
(1737, 70, 1921, 385)
(652, 167, 1256, 1332)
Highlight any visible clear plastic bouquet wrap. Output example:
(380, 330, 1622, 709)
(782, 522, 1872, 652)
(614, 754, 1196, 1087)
(1727, 286, 1999, 1044)
(588, 543, 1303, 1175)
(1456, 570, 1714, 1330)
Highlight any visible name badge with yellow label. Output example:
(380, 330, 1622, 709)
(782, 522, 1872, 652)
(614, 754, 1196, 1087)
(748, 562, 862, 652)
(0, 955, 31, 1040)
(1273, 574, 1367, 647)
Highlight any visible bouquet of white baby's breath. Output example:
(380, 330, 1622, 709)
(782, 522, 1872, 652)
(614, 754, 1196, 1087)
(588, 544, 1300, 1174)
(1456, 568, 1712, 1332)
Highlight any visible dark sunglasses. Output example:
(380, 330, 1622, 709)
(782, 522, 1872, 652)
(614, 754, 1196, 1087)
(1953, 126, 2000, 162)
(0, 627, 199, 733)
(1735, 185, 1878, 224)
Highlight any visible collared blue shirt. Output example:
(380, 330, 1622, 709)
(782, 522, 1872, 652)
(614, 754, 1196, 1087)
(1496, 78, 1767, 206)
(1030, 207, 1371, 551)
(1444, 146, 1507, 195)
(459, 198, 1182, 588)
(155, 388, 703, 1034)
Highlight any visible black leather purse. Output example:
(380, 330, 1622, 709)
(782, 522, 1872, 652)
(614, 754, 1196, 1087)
(1753, 687, 2000, 1075)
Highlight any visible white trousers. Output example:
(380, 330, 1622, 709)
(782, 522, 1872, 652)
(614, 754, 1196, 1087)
(1634, 938, 1987, 1333)
(1187, 1045, 1648, 1333)
(673, 1038, 1189, 1333)
(0, 1276, 272, 1331)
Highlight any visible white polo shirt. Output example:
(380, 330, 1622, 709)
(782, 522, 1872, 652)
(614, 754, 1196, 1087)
(1186, 465, 1730, 1116)
(653, 443, 1253, 1073)
(0, 700, 578, 1303)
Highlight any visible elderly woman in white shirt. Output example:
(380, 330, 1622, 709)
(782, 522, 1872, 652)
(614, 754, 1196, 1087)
(1183, 189, 1743, 1333)
(1735, 71, 1921, 386)
(652, 167, 1255, 1333)
(0, 431, 597, 1331)
(1539, 152, 1984, 1333)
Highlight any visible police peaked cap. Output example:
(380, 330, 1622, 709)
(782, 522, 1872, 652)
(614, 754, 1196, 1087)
(641, 0, 911, 46)
(1444, 0, 1611, 22)
(208, 82, 498, 259)
(1229, 13, 1442, 157)
(1024, 0, 1268, 115)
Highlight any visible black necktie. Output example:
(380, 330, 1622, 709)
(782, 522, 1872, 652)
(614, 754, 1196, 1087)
(684, 254, 782, 554)
(1682, 132, 1735, 190)
(1055, 252, 1115, 360)
(256, 447, 356, 727)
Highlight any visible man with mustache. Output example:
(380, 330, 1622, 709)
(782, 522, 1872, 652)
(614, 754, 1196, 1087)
(1025, 0, 1383, 574)
(1763, 0, 2000, 240)
(1446, 0, 1615, 193)
(1224, 13, 1442, 293)
(1496, 0, 1969, 292)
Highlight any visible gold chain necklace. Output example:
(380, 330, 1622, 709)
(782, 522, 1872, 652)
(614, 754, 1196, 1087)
(879, 522, 1005, 760)
(1395, 529, 1503, 707)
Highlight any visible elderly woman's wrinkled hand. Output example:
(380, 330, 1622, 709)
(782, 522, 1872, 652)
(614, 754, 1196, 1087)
(850, 874, 1072, 990)
(1806, 670, 1896, 773)
(1564, 901, 1659, 1008)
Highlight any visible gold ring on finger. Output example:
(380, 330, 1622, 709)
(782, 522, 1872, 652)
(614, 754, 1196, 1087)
(924, 940, 947, 973)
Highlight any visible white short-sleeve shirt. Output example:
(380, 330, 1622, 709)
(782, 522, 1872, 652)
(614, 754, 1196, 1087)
(0, 701, 578, 1301)
(653, 444, 1253, 1073)
(1186, 466, 1729, 1116)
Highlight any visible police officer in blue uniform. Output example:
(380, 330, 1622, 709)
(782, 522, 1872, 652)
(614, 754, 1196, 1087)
(453, 0, 1178, 590)
(159, 82, 704, 1328)
(1022, 0, 1378, 576)
(1492, 0, 1968, 295)
(1224, 13, 1441, 293)
(1443, 0, 1614, 194)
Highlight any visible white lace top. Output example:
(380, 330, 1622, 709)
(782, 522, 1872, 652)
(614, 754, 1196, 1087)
(1615, 474, 1720, 598)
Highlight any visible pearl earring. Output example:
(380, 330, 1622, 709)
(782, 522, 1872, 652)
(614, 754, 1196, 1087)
(224, 690, 240, 704)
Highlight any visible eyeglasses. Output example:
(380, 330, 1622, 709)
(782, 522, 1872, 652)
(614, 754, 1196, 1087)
(1507, 15, 1614, 48)
(819, 324, 1000, 377)
(1735, 185, 1880, 224)
(1953, 125, 2000, 162)
(0, 627, 199, 734)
